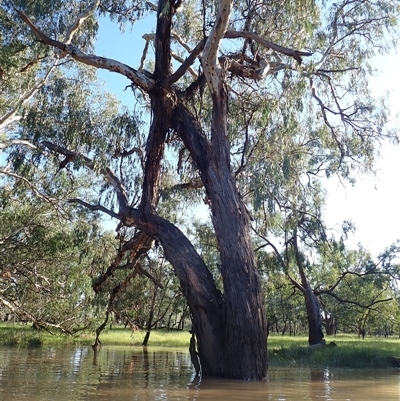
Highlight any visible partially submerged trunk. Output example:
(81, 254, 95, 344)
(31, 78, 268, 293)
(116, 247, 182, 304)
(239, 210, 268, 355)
(172, 75, 267, 379)
(128, 209, 266, 379)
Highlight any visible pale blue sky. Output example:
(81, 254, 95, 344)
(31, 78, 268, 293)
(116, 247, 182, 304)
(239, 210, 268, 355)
(324, 51, 400, 256)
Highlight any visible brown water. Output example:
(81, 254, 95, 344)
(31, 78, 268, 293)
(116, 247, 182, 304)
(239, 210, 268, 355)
(0, 346, 399, 400)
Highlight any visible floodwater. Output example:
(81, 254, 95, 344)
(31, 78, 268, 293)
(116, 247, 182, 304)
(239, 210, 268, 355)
(0, 346, 399, 400)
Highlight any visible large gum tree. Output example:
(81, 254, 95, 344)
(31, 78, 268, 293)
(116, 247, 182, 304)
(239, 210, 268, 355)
(6, 0, 399, 379)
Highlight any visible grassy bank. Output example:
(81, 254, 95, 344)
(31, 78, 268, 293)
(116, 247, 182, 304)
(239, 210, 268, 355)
(1, 323, 399, 369)
(268, 334, 400, 368)
(0, 323, 191, 348)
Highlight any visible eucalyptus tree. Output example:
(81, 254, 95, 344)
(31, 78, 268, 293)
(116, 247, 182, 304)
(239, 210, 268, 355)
(6, 0, 399, 379)
(254, 194, 328, 345)
(0, 185, 113, 333)
(316, 242, 399, 336)
(258, 207, 399, 344)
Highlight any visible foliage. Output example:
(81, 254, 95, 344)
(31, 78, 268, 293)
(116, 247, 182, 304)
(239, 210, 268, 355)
(0, 186, 113, 333)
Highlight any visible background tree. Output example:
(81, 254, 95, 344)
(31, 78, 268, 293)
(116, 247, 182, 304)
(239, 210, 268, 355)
(0, 184, 113, 332)
(316, 242, 400, 337)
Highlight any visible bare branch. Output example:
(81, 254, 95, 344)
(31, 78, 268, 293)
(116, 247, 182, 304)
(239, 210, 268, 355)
(64, 0, 100, 45)
(92, 230, 154, 292)
(0, 61, 57, 132)
(202, 0, 233, 94)
(140, 34, 152, 70)
(0, 295, 74, 334)
(287, 272, 306, 294)
(0, 169, 58, 204)
(309, 76, 345, 159)
(67, 198, 121, 220)
(171, 51, 198, 77)
(224, 31, 312, 64)
(321, 290, 392, 310)
(146, 1, 158, 11)
(164, 40, 205, 87)
(221, 55, 271, 80)
(19, 55, 47, 74)
(171, 30, 192, 53)
(0, 139, 38, 151)
(135, 263, 163, 289)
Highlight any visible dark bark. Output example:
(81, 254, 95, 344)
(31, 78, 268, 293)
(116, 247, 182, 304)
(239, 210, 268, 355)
(124, 210, 226, 376)
(142, 286, 157, 346)
(303, 286, 324, 345)
(174, 104, 267, 379)
(292, 231, 324, 346)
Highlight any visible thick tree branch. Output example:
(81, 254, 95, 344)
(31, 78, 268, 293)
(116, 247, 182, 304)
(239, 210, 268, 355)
(174, 103, 212, 185)
(41, 139, 218, 316)
(167, 28, 310, 87)
(154, 0, 173, 79)
(139, 0, 174, 213)
(141, 31, 202, 83)
(64, 0, 100, 45)
(202, 0, 233, 95)
(171, 51, 198, 77)
(92, 230, 154, 293)
(224, 31, 312, 64)
(17, 9, 155, 92)
(164, 40, 205, 87)
(67, 198, 121, 220)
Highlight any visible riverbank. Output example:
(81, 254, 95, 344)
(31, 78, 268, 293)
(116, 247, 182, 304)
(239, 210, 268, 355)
(1, 323, 399, 369)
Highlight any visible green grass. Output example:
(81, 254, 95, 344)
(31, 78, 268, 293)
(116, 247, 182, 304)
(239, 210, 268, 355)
(91, 326, 191, 347)
(0, 323, 190, 348)
(1, 323, 399, 369)
(267, 334, 400, 368)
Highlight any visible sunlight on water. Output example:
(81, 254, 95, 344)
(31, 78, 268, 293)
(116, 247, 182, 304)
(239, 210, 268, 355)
(0, 346, 399, 401)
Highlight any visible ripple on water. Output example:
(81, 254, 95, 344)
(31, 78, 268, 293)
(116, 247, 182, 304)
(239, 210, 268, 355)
(0, 346, 399, 401)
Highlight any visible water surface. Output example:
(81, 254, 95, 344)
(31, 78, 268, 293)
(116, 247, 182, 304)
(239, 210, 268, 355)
(0, 346, 399, 400)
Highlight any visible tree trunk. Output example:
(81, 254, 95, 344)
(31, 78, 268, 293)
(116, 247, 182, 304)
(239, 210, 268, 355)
(324, 314, 336, 336)
(174, 101, 267, 379)
(293, 233, 324, 346)
(304, 286, 324, 345)
(142, 286, 158, 346)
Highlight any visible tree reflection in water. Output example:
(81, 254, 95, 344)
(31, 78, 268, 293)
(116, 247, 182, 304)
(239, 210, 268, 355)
(0, 346, 399, 400)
